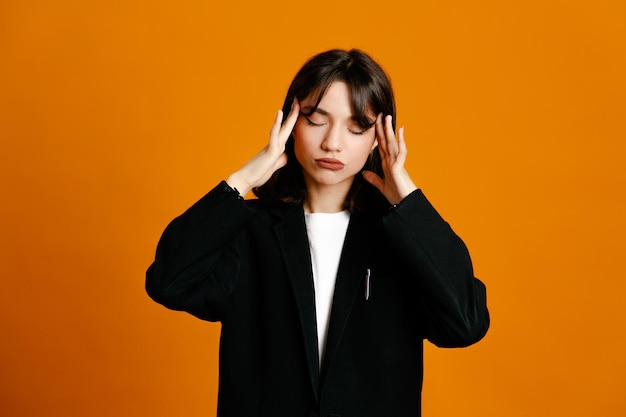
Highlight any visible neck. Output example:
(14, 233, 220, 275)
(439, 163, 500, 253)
(304, 182, 352, 214)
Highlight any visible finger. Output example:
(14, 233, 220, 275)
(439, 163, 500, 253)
(384, 115, 399, 157)
(375, 113, 388, 158)
(396, 126, 407, 166)
(285, 98, 300, 122)
(280, 99, 300, 137)
(270, 110, 283, 138)
(269, 111, 284, 152)
(362, 170, 385, 193)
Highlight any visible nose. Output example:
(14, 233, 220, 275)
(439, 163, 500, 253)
(321, 124, 342, 152)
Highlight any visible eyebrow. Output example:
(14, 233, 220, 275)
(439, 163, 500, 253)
(302, 106, 364, 122)
(302, 106, 330, 116)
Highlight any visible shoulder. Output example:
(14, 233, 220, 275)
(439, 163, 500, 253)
(245, 197, 295, 214)
(243, 197, 304, 228)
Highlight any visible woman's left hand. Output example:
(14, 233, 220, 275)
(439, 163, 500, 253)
(362, 114, 418, 205)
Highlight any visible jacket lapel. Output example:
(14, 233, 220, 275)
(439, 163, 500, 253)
(272, 206, 320, 401)
(321, 213, 373, 382)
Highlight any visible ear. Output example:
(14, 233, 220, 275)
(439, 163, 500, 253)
(371, 138, 378, 151)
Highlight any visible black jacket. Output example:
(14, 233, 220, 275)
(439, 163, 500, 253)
(146, 181, 489, 417)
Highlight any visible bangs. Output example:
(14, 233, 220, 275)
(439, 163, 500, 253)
(299, 75, 377, 130)
(348, 77, 378, 129)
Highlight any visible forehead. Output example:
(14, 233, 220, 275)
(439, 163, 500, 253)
(301, 81, 374, 117)
(303, 82, 348, 107)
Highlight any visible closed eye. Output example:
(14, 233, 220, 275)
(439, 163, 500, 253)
(304, 116, 325, 127)
(349, 125, 373, 136)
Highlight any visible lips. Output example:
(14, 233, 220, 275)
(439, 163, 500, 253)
(315, 158, 345, 170)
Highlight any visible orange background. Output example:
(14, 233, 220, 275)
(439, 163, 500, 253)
(1, 1, 625, 416)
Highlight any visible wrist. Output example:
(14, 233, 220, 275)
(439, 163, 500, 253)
(389, 172, 418, 205)
(226, 173, 252, 197)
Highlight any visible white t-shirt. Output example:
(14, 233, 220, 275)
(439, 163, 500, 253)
(304, 210, 350, 367)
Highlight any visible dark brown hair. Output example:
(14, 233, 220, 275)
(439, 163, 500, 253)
(253, 49, 396, 212)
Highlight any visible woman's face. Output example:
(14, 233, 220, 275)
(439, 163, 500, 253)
(293, 81, 377, 194)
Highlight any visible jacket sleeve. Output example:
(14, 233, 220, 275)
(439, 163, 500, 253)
(380, 189, 489, 348)
(145, 181, 257, 321)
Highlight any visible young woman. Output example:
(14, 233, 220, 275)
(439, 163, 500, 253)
(146, 49, 489, 417)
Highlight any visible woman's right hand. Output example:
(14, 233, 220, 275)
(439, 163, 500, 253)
(226, 99, 300, 196)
